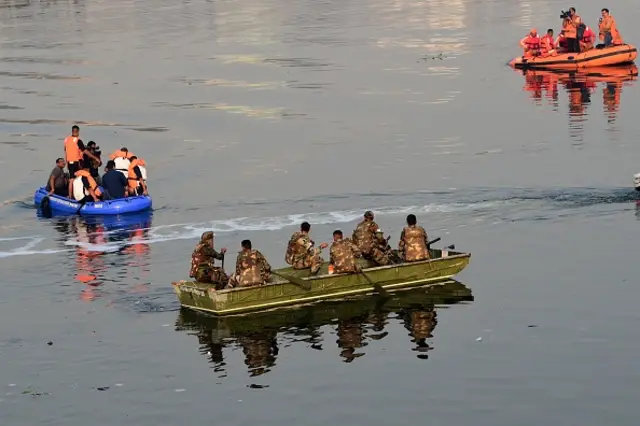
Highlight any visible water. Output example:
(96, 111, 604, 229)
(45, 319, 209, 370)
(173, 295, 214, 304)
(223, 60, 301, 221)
(1, 0, 640, 424)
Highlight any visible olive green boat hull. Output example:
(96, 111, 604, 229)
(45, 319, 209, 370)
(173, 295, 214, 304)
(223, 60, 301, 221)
(172, 249, 470, 316)
(175, 280, 474, 338)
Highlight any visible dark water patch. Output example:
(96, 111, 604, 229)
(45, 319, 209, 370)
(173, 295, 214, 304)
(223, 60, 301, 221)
(0, 86, 54, 97)
(286, 81, 330, 90)
(126, 127, 170, 132)
(0, 56, 88, 65)
(0, 140, 28, 145)
(0, 104, 23, 110)
(175, 281, 473, 379)
(263, 57, 338, 70)
(0, 71, 84, 80)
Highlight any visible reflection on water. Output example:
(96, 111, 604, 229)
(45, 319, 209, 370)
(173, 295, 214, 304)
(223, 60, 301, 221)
(516, 65, 638, 141)
(45, 212, 154, 301)
(175, 280, 473, 378)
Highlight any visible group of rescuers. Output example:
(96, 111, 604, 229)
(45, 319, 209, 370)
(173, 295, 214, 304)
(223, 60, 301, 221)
(190, 211, 434, 289)
(45, 125, 149, 203)
(519, 8, 623, 58)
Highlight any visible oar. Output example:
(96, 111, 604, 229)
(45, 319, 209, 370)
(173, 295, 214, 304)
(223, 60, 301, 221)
(75, 198, 87, 215)
(358, 269, 388, 297)
(271, 270, 311, 290)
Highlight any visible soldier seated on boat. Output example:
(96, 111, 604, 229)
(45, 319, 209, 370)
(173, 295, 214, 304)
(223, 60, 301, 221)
(352, 211, 392, 266)
(189, 231, 229, 289)
(285, 222, 327, 275)
(329, 230, 361, 274)
(229, 239, 271, 288)
(398, 214, 430, 262)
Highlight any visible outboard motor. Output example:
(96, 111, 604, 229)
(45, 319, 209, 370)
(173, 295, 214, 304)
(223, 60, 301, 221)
(634, 173, 640, 191)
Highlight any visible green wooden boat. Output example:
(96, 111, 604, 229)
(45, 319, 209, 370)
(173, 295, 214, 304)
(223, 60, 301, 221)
(172, 247, 470, 316)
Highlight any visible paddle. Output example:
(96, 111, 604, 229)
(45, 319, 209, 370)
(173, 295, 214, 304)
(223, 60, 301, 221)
(271, 270, 311, 290)
(358, 269, 388, 297)
(75, 198, 87, 215)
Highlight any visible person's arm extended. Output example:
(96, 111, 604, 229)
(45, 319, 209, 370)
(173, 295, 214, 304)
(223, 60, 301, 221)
(48, 174, 56, 195)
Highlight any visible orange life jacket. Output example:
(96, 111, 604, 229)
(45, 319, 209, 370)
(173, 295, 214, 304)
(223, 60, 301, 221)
(74, 170, 102, 196)
(109, 150, 135, 160)
(64, 136, 82, 162)
(128, 159, 141, 190)
(599, 16, 623, 44)
(540, 35, 555, 54)
(524, 35, 541, 50)
(582, 27, 595, 44)
(563, 18, 577, 38)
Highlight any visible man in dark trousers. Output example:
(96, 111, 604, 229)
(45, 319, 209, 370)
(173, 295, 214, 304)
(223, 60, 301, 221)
(101, 160, 129, 199)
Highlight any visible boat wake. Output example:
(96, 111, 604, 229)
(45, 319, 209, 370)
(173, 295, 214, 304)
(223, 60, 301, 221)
(0, 187, 636, 258)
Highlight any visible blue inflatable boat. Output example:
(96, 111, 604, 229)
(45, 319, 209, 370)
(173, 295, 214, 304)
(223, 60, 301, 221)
(34, 186, 152, 216)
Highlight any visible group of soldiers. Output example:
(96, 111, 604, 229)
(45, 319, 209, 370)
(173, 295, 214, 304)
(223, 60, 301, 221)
(189, 211, 431, 289)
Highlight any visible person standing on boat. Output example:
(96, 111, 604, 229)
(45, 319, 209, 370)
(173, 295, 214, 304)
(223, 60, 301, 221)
(189, 231, 229, 289)
(599, 9, 623, 47)
(561, 8, 580, 53)
(63, 125, 100, 177)
(230, 239, 271, 287)
(329, 230, 361, 274)
(285, 222, 327, 275)
(352, 211, 391, 266)
(46, 158, 69, 197)
(84, 141, 103, 186)
(398, 214, 430, 262)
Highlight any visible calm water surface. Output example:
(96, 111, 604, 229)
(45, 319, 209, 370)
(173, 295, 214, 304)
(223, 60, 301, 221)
(1, 0, 640, 425)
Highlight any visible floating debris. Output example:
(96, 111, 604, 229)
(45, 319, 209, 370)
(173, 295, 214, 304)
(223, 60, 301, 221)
(527, 325, 538, 328)
(248, 384, 269, 389)
(47, 341, 53, 346)
(96, 387, 110, 391)
(174, 389, 186, 393)
(475, 337, 482, 342)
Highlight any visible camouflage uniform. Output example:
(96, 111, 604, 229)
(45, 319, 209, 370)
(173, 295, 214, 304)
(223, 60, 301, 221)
(285, 231, 324, 274)
(398, 225, 430, 262)
(352, 219, 391, 266)
(189, 232, 228, 288)
(329, 238, 361, 273)
(233, 249, 271, 287)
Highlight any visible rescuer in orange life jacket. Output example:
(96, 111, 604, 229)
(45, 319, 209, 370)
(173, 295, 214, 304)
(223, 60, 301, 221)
(520, 29, 541, 57)
(540, 29, 557, 57)
(63, 125, 100, 177)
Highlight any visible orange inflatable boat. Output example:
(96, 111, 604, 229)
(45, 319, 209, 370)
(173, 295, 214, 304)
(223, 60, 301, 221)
(510, 44, 637, 69)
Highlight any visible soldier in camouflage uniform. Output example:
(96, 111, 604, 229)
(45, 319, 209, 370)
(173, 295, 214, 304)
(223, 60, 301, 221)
(285, 221, 327, 274)
(398, 214, 430, 262)
(231, 239, 272, 287)
(329, 230, 361, 273)
(352, 211, 391, 266)
(189, 231, 229, 289)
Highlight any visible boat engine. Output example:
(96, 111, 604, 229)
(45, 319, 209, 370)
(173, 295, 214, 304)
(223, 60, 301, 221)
(634, 173, 640, 191)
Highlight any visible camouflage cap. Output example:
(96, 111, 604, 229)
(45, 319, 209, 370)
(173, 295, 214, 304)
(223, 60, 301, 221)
(200, 231, 214, 243)
(364, 210, 374, 218)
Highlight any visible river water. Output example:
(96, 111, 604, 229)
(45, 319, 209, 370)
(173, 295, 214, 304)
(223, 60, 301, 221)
(1, 0, 640, 424)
